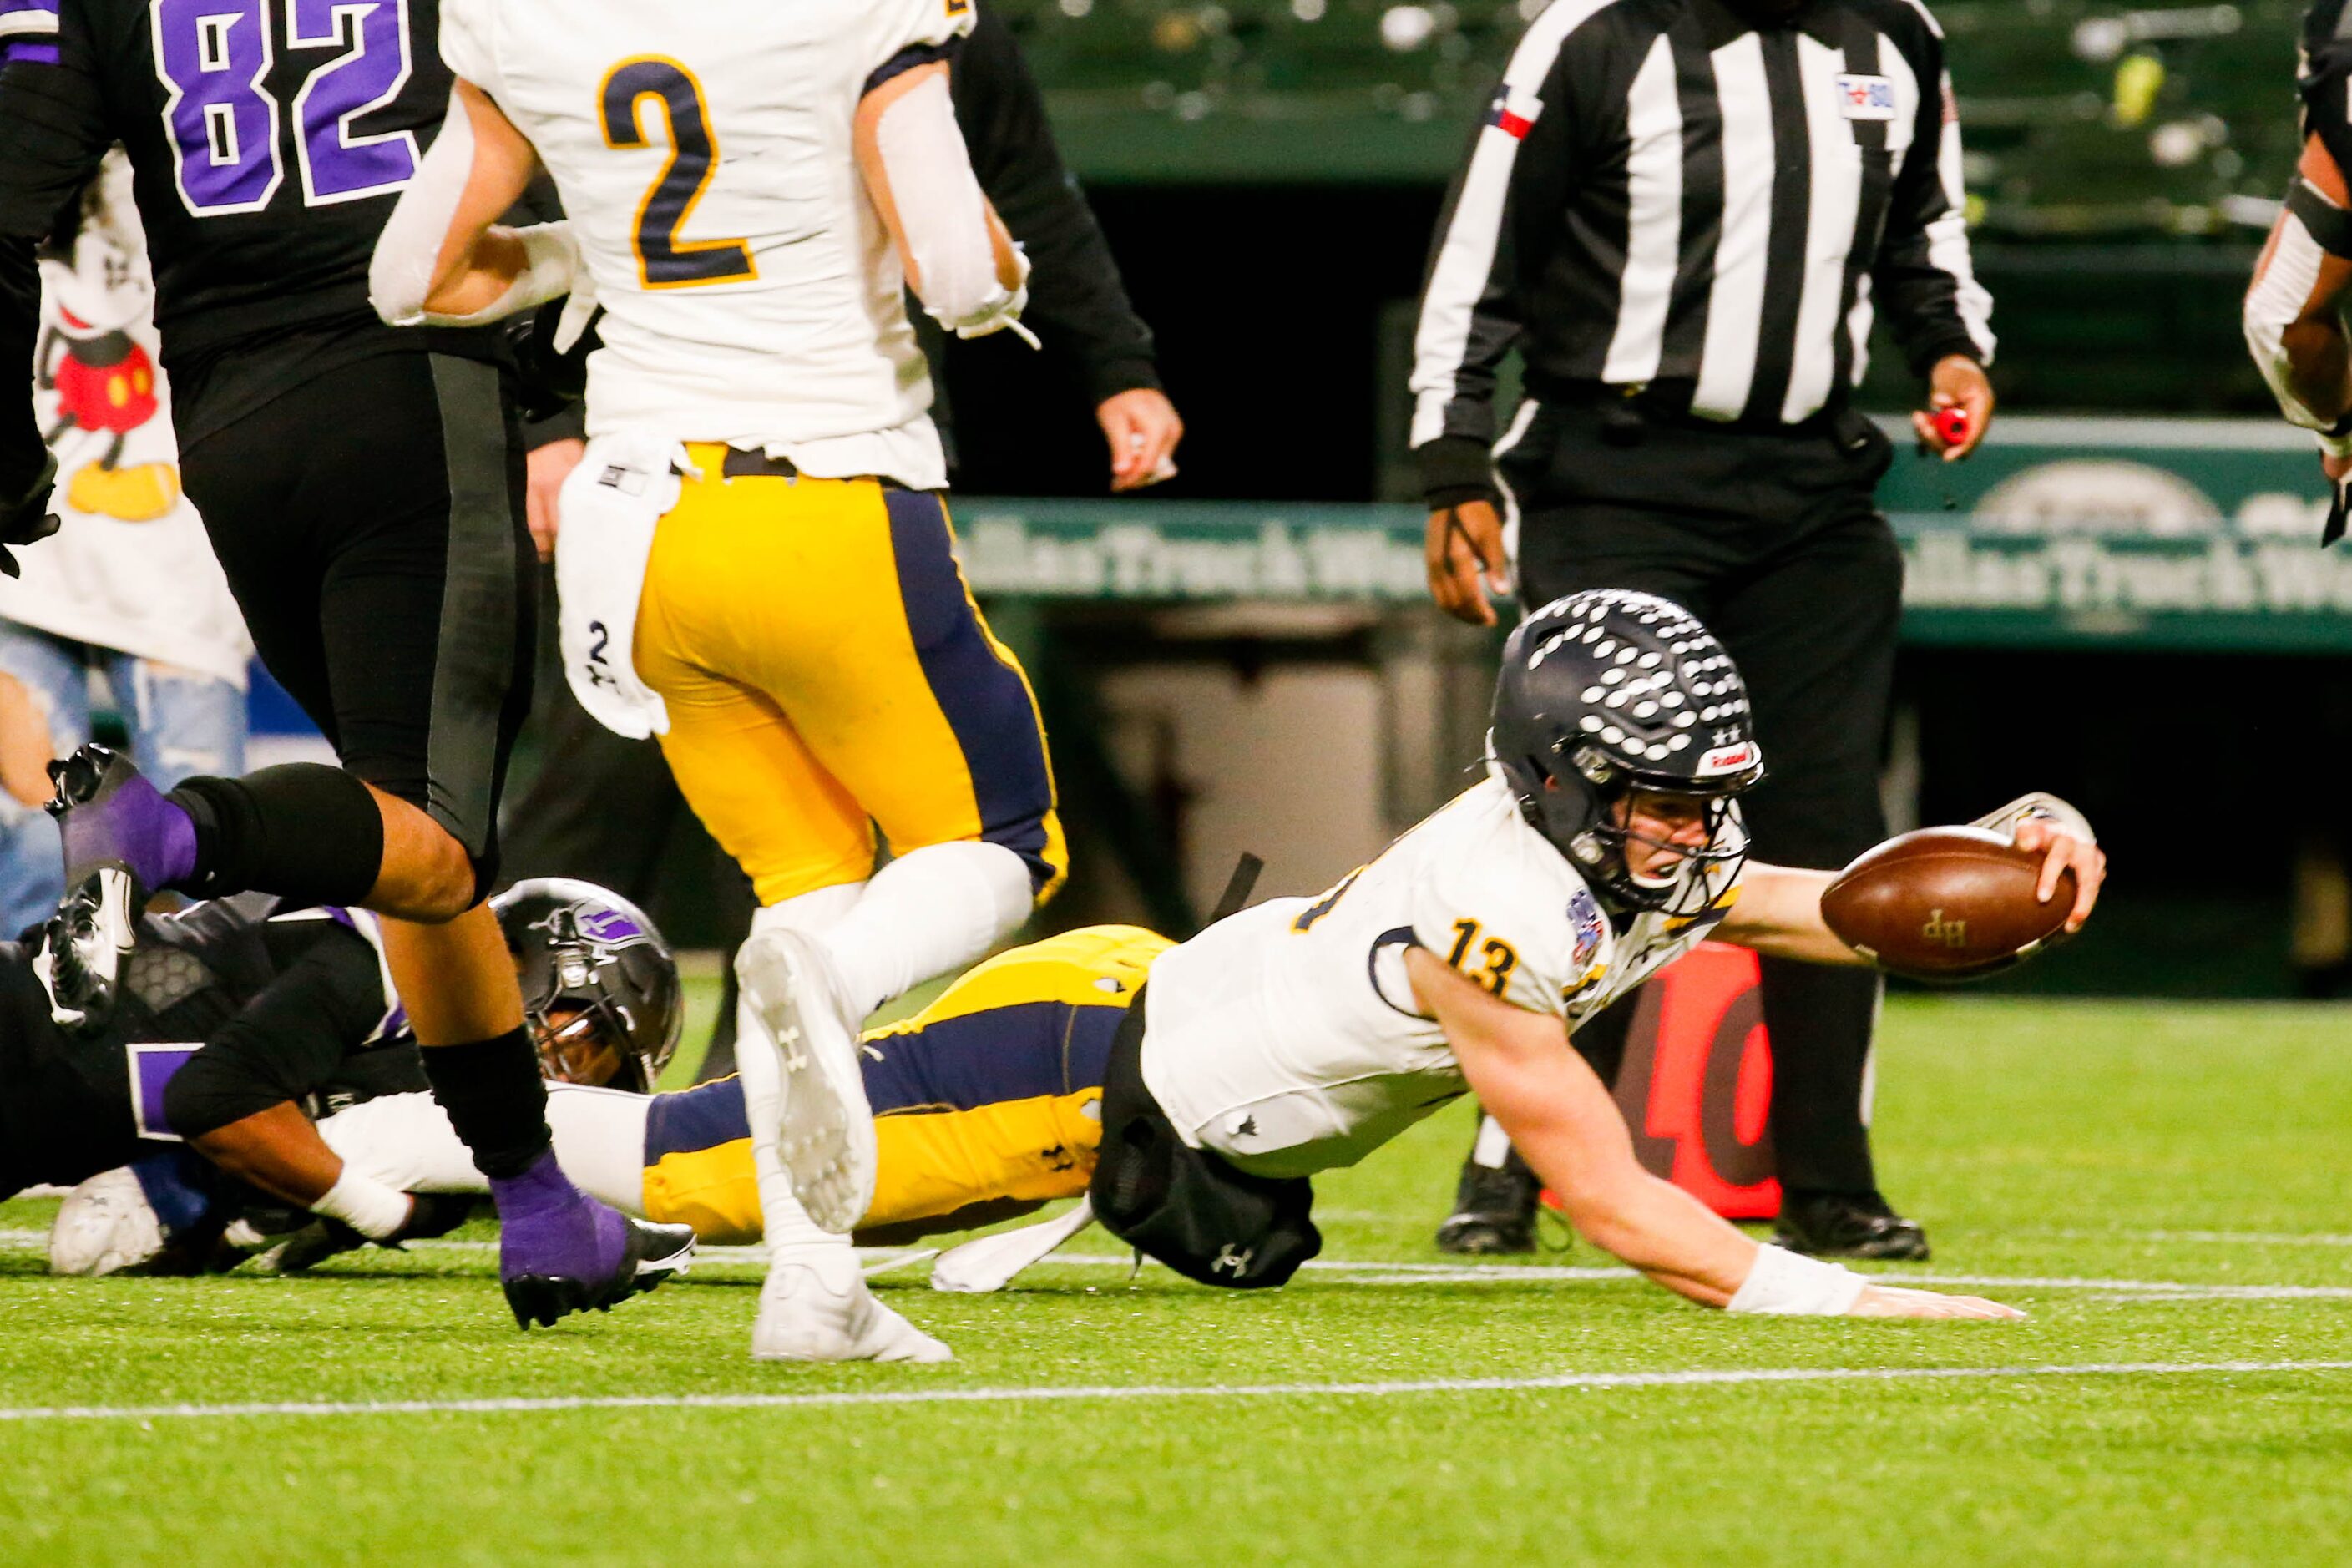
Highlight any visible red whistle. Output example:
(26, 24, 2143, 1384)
(1931, 406, 1972, 448)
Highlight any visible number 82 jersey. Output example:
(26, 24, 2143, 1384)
(0, 0, 458, 363)
(441, 0, 976, 485)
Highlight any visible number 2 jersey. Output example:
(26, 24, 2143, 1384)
(438, 0, 974, 487)
(0, 0, 493, 461)
(1141, 772, 1744, 1180)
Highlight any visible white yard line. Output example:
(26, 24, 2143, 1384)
(2033, 1228, 2352, 1248)
(3, 1359, 2346, 1425)
(8, 1232, 2349, 1300)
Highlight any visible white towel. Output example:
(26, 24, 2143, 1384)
(553, 432, 690, 739)
(929, 1197, 1096, 1293)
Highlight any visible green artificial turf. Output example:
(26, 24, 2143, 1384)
(3, 994, 2349, 1565)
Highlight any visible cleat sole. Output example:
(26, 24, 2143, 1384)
(737, 934, 876, 1235)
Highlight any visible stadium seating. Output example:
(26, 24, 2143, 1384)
(1003, 0, 2307, 235)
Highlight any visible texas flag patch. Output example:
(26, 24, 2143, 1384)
(1485, 85, 1544, 139)
(1834, 73, 1898, 121)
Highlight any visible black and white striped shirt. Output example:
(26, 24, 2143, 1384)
(1409, 0, 1993, 490)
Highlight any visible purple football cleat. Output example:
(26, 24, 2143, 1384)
(42, 745, 197, 1031)
(491, 1151, 695, 1328)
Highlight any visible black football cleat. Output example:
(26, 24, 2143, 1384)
(1435, 1141, 1542, 1256)
(1773, 1191, 1931, 1261)
(504, 1214, 697, 1330)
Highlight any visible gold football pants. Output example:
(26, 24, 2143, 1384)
(633, 448, 1065, 904)
(640, 925, 1171, 1243)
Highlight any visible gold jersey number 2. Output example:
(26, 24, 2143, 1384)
(599, 57, 756, 288)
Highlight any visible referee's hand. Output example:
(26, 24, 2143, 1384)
(1912, 354, 1994, 462)
(1426, 500, 1510, 626)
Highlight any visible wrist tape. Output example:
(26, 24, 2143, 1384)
(1970, 791, 2095, 847)
(311, 1171, 411, 1241)
(1726, 1243, 1867, 1315)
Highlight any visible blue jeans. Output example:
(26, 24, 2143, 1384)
(0, 621, 247, 938)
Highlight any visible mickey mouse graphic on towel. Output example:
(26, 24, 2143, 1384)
(35, 150, 180, 525)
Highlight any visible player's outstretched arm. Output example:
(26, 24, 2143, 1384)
(856, 62, 1034, 343)
(1723, 804, 2105, 965)
(370, 82, 573, 329)
(1714, 867, 1869, 967)
(1409, 948, 2020, 1319)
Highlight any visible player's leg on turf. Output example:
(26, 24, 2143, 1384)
(632, 524, 891, 1354)
(53, 355, 691, 1323)
(642, 469, 1061, 1004)
(633, 463, 1065, 1356)
(318, 1085, 656, 1218)
(633, 926, 1160, 1243)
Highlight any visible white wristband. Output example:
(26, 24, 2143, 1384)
(1726, 1243, 1868, 1315)
(311, 1171, 412, 1241)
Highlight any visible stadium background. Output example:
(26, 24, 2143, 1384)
(222, 0, 2333, 997)
(10, 11, 2351, 1557)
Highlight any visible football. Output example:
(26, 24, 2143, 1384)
(1819, 826, 2076, 980)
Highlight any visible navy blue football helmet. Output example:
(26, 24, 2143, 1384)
(492, 878, 682, 1092)
(1490, 589, 1765, 914)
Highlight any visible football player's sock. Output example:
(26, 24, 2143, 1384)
(815, 842, 1031, 1020)
(419, 1029, 554, 1181)
(748, 880, 865, 940)
(169, 765, 385, 904)
(731, 986, 857, 1259)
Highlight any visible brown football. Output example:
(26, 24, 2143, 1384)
(1819, 826, 2076, 981)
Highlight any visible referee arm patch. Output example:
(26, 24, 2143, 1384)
(1485, 87, 1544, 139)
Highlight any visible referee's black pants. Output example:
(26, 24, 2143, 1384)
(1498, 396, 1900, 1199)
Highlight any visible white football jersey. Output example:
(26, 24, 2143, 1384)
(441, 0, 974, 486)
(1141, 772, 1743, 1179)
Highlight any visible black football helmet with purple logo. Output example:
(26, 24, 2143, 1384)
(1490, 589, 1766, 915)
(491, 878, 682, 1092)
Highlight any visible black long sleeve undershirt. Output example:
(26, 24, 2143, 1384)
(0, 40, 111, 502)
(950, 8, 1159, 406)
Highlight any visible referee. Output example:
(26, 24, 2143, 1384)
(1410, 0, 1994, 1260)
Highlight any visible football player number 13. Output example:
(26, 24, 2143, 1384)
(600, 57, 756, 288)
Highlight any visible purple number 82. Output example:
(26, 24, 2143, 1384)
(152, 0, 418, 216)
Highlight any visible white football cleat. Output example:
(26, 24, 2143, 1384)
(736, 928, 877, 1235)
(753, 1254, 953, 1363)
(48, 1166, 164, 1277)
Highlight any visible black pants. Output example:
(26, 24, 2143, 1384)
(177, 350, 534, 876)
(1498, 397, 1899, 1196)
